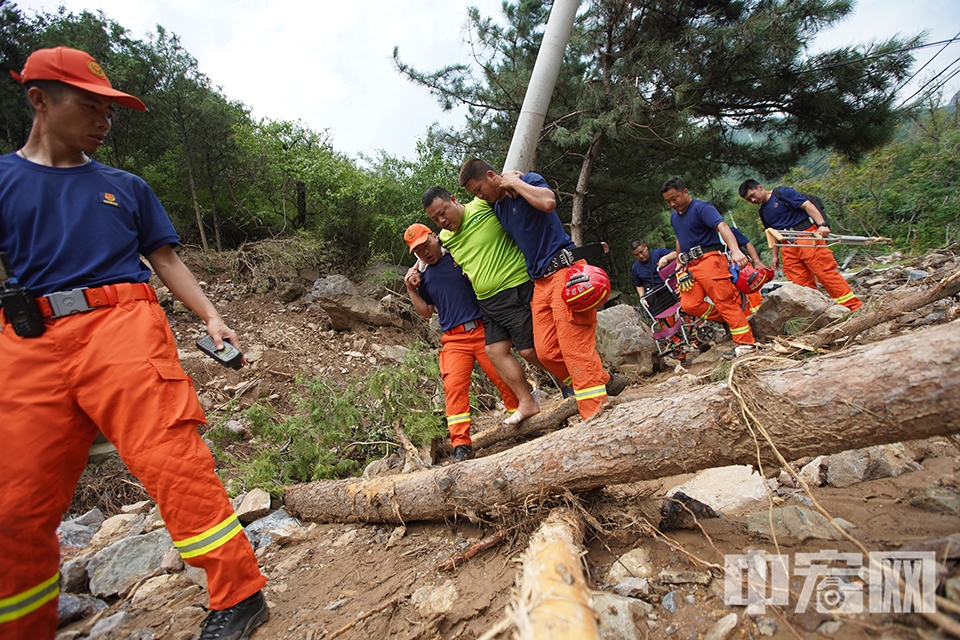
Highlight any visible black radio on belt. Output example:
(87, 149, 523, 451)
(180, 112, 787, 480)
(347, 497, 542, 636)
(0, 252, 46, 338)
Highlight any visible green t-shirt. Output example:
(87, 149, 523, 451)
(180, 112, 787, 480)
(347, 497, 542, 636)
(438, 198, 529, 300)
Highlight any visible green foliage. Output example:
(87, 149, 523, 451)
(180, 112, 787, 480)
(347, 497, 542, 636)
(207, 343, 446, 497)
(779, 97, 960, 252)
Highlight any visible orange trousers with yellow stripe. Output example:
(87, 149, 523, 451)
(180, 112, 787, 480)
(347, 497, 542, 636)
(439, 323, 519, 447)
(532, 267, 609, 420)
(0, 292, 265, 639)
(781, 227, 862, 311)
(679, 252, 756, 345)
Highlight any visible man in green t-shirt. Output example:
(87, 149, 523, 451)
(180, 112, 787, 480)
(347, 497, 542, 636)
(422, 186, 545, 424)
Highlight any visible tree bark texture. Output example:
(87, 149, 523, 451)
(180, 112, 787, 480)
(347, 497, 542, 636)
(511, 508, 599, 640)
(570, 131, 604, 246)
(806, 270, 960, 349)
(284, 320, 960, 524)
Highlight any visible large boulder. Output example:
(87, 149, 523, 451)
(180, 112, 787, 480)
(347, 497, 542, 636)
(596, 304, 658, 377)
(749, 282, 849, 340)
(309, 275, 404, 331)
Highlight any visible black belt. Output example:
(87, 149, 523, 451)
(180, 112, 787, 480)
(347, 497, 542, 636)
(542, 242, 609, 277)
(789, 220, 817, 231)
(678, 244, 723, 265)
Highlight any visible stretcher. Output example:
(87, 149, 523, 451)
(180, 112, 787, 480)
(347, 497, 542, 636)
(765, 228, 894, 249)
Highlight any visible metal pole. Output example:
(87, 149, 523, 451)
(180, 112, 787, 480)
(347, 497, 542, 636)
(502, 0, 580, 174)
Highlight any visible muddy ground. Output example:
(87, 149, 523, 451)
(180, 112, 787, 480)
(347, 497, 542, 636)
(61, 249, 960, 640)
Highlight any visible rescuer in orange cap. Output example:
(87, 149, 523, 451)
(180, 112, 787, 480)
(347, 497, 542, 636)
(403, 223, 520, 462)
(0, 47, 267, 640)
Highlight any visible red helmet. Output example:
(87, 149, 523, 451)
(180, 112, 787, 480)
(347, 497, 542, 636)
(562, 264, 610, 312)
(736, 264, 774, 294)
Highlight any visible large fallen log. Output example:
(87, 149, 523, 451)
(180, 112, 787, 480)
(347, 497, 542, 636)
(510, 508, 598, 640)
(805, 269, 960, 349)
(285, 320, 960, 524)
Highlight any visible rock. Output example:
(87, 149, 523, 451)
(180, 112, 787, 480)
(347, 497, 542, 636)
(223, 419, 247, 435)
(58, 520, 98, 549)
(87, 528, 174, 597)
(668, 465, 767, 513)
(58, 593, 108, 629)
(659, 491, 718, 530)
(817, 620, 844, 636)
(596, 304, 658, 376)
(909, 486, 960, 514)
(88, 612, 136, 638)
(332, 529, 359, 547)
(277, 282, 304, 303)
(130, 574, 182, 609)
(777, 469, 796, 489)
(826, 443, 923, 488)
(61, 551, 95, 593)
(89, 513, 139, 546)
(237, 488, 273, 524)
(244, 510, 302, 549)
(325, 597, 352, 611)
(745, 505, 851, 542)
(613, 577, 650, 598)
(607, 546, 655, 584)
(704, 613, 738, 640)
(161, 546, 184, 572)
(749, 283, 849, 340)
(662, 590, 677, 613)
(70, 508, 105, 529)
(143, 506, 166, 532)
(755, 616, 778, 636)
(183, 564, 207, 589)
(593, 592, 653, 640)
(310, 275, 403, 331)
(120, 500, 153, 515)
(797, 456, 826, 487)
(381, 345, 410, 363)
(271, 522, 308, 546)
(904, 269, 930, 281)
(411, 580, 458, 617)
(658, 570, 711, 585)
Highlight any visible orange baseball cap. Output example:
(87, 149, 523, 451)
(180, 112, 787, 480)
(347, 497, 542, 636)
(11, 47, 146, 111)
(403, 223, 433, 253)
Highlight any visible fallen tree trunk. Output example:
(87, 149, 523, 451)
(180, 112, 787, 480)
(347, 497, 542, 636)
(510, 508, 598, 640)
(805, 269, 960, 349)
(472, 397, 578, 450)
(285, 320, 960, 524)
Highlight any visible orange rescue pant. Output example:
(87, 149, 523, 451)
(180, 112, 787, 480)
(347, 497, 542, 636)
(439, 322, 519, 447)
(532, 267, 608, 420)
(0, 289, 265, 639)
(679, 252, 755, 345)
(781, 225, 862, 311)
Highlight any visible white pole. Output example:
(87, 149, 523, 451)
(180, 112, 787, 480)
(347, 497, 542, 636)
(502, 0, 580, 174)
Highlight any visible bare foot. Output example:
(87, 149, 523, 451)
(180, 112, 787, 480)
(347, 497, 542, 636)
(503, 399, 539, 426)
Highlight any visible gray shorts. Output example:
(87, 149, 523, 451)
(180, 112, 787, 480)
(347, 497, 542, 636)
(477, 281, 535, 351)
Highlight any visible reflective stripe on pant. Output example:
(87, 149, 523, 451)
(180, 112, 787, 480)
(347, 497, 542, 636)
(0, 293, 265, 639)
(781, 226, 862, 311)
(532, 267, 608, 420)
(747, 291, 764, 316)
(680, 253, 755, 345)
(439, 324, 519, 447)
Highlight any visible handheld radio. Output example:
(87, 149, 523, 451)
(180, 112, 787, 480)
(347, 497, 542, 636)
(196, 333, 244, 369)
(0, 252, 46, 337)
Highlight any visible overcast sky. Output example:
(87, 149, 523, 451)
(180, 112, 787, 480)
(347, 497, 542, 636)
(14, 0, 960, 160)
